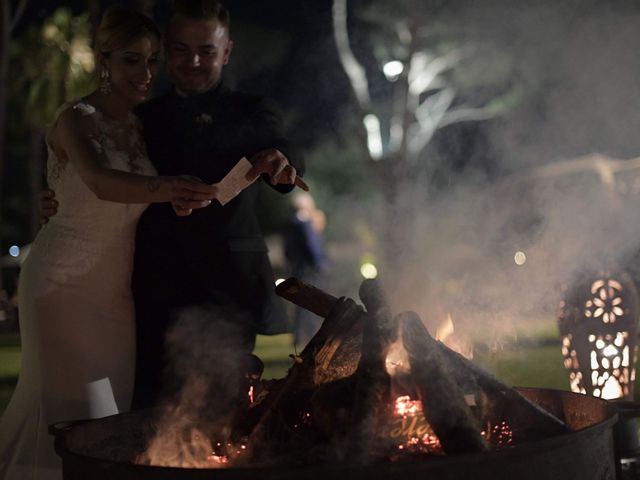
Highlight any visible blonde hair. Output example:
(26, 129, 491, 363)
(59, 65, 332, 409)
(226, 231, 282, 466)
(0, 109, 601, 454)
(94, 6, 161, 57)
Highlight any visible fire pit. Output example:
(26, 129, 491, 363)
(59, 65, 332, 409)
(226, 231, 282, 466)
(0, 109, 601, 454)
(52, 278, 622, 479)
(52, 388, 618, 480)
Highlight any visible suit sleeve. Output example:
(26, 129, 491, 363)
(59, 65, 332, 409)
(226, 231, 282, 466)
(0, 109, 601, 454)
(240, 97, 305, 193)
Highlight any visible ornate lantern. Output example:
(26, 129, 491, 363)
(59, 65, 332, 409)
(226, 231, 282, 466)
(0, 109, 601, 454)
(558, 270, 639, 400)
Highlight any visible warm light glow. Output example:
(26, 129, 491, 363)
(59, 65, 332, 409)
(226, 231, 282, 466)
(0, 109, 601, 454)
(481, 420, 514, 447)
(579, 332, 633, 399)
(435, 314, 474, 359)
(585, 278, 625, 323)
(135, 405, 248, 468)
(388, 395, 443, 455)
(248, 386, 254, 404)
(514, 250, 526, 266)
(601, 376, 623, 399)
(360, 262, 378, 279)
(383, 60, 404, 80)
(435, 313, 455, 342)
(385, 340, 410, 376)
(394, 395, 422, 417)
(363, 114, 383, 159)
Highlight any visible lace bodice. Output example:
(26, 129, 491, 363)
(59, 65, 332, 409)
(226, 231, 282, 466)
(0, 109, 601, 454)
(34, 101, 156, 282)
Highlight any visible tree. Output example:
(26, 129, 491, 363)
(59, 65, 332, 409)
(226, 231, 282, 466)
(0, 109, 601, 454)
(331, 0, 518, 272)
(5, 8, 95, 244)
(0, 0, 28, 290)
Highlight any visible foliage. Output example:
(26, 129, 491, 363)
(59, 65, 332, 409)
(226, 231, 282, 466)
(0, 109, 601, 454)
(10, 7, 95, 132)
(341, 0, 520, 166)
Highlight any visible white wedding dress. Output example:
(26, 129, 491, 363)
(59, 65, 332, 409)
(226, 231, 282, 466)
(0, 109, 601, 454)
(0, 101, 156, 480)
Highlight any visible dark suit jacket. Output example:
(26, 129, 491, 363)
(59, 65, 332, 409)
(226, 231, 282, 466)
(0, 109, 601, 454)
(131, 82, 303, 407)
(133, 81, 304, 330)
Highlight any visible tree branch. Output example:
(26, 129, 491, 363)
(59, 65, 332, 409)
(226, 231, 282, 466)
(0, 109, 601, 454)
(408, 49, 463, 98)
(333, 0, 383, 160)
(332, 0, 372, 110)
(438, 106, 498, 129)
(9, 0, 28, 32)
(408, 88, 456, 156)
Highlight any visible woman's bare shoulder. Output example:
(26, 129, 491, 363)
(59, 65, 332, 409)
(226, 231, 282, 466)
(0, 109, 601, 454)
(56, 102, 97, 134)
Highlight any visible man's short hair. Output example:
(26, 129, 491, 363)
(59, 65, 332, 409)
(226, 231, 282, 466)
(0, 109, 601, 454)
(170, 0, 230, 27)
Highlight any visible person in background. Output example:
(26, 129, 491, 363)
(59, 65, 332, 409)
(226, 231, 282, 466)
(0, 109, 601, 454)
(1, 7, 219, 479)
(283, 192, 328, 350)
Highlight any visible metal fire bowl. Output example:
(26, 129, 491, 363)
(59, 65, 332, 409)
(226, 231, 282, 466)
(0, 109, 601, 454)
(52, 387, 619, 480)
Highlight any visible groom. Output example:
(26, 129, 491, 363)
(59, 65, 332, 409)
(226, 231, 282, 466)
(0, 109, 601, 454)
(42, 0, 304, 410)
(129, 0, 305, 409)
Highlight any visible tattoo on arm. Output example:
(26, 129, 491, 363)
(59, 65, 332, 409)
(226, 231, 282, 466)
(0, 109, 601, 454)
(147, 177, 161, 192)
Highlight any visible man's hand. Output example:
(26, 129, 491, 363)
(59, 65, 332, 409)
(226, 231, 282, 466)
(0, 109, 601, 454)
(171, 175, 217, 217)
(246, 148, 309, 191)
(39, 189, 59, 224)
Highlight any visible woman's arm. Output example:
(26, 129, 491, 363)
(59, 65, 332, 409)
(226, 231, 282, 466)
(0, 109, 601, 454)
(53, 107, 218, 204)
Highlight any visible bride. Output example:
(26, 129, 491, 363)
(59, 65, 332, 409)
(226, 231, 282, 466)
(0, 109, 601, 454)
(0, 6, 219, 479)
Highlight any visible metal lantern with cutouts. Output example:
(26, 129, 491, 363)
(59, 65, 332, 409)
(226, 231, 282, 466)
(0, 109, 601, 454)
(558, 270, 639, 400)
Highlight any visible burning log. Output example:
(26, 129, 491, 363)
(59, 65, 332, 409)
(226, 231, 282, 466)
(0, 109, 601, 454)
(400, 311, 489, 454)
(246, 295, 366, 460)
(345, 279, 399, 463)
(437, 336, 571, 440)
(276, 277, 366, 386)
(398, 311, 569, 444)
(241, 278, 570, 466)
(276, 277, 338, 318)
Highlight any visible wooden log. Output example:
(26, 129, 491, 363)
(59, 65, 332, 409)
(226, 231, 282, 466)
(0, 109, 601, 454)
(437, 338, 570, 440)
(276, 277, 338, 318)
(346, 279, 398, 463)
(247, 296, 366, 456)
(400, 311, 490, 454)
(275, 277, 366, 386)
(399, 310, 569, 446)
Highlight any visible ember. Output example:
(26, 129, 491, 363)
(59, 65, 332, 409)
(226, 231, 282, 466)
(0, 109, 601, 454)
(131, 277, 570, 470)
(387, 395, 443, 456)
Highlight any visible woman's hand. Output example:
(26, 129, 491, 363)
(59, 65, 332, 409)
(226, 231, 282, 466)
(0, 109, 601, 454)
(38, 189, 59, 225)
(167, 175, 218, 216)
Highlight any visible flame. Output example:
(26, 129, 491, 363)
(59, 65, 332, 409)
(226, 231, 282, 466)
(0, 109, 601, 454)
(248, 385, 255, 404)
(388, 395, 443, 455)
(135, 404, 247, 469)
(385, 339, 410, 376)
(435, 314, 474, 359)
(435, 313, 455, 342)
(394, 395, 422, 417)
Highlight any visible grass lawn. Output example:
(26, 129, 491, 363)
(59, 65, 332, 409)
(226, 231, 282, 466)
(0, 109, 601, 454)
(0, 333, 20, 412)
(1, 325, 638, 415)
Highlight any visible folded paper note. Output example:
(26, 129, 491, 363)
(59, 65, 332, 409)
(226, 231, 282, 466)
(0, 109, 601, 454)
(216, 157, 257, 206)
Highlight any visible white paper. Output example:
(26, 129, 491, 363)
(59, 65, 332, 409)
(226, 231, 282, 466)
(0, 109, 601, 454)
(86, 377, 119, 418)
(216, 157, 256, 206)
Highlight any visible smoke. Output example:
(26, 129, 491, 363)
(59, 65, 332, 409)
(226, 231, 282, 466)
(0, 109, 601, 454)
(321, 0, 640, 342)
(137, 306, 252, 467)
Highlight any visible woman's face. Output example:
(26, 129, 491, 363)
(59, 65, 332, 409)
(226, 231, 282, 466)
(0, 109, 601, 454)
(103, 34, 161, 106)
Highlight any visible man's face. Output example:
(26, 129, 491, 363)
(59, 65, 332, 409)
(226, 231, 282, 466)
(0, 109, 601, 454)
(166, 15, 233, 95)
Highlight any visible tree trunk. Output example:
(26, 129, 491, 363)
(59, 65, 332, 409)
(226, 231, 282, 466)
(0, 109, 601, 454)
(0, 0, 29, 289)
(0, 4, 10, 291)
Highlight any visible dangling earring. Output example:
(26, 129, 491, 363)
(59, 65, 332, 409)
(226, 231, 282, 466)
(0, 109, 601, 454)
(100, 68, 112, 95)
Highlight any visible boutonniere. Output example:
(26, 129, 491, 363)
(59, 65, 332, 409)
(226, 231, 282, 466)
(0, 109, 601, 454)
(195, 113, 213, 125)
